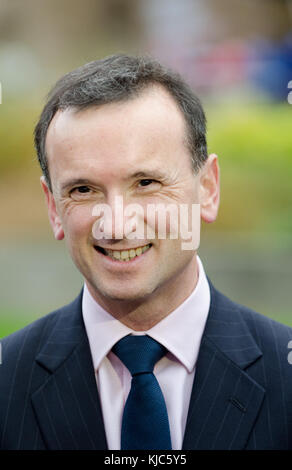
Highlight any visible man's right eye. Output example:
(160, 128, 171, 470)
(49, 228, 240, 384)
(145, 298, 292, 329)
(68, 186, 93, 199)
(70, 186, 91, 194)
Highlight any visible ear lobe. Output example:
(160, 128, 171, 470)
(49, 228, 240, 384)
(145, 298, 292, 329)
(199, 154, 220, 224)
(53, 219, 65, 241)
(40, 176, 65, 240)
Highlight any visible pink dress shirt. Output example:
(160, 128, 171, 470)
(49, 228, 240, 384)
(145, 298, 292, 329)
(82, 255, 210, 450)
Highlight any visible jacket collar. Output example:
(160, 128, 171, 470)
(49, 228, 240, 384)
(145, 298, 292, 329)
(35, 279, 262, 374)
(35, 290, 85, 373)
(203, 279, 263, 369)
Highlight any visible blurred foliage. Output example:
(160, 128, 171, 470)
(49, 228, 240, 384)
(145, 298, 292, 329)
(206, 102, 292, 236)
(0, 312, 36, 338)
(0, 97, 40, 173)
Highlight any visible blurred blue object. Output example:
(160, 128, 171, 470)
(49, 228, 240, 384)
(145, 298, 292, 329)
(248, 34, 292, 101)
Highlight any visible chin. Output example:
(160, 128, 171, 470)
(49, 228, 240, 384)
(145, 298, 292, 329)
(94, 282, 155, 303)
(103, 289, 148, 302)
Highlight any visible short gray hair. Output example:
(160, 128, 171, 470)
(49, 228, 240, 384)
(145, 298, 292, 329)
(34, 54, 208, 191)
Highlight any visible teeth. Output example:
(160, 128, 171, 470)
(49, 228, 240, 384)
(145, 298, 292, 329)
(121, 251, 128, 260)
(129, 249, 136, 258)
(102, 244, 151, 261)
(112, 251, 121, 260)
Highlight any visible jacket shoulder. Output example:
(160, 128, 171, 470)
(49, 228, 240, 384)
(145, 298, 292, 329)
(211, 283, 292, 341)
(0, 293, 84, 449)
(238, 301, 292, 363)
(0, 308, 60, 376)
(208, 282, 292, 367)
(0, 292, 82, 379)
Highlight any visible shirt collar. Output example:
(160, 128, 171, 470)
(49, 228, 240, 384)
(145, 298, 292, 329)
(82, 255, 210, 373)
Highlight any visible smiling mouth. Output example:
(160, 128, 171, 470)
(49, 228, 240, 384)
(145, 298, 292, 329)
(94, 243, 152, 262)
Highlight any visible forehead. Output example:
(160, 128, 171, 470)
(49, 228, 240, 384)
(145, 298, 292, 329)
(45, 85, 190, 178)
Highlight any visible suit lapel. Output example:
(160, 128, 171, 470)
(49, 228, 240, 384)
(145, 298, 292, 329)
(182, 281, 265, 450)
(32, 292, 107, 450)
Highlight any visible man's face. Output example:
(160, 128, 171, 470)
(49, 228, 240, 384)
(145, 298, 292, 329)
(43, 86, 218, 309)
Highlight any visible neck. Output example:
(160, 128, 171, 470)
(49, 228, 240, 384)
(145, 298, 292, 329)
(86, 257, 199, 331)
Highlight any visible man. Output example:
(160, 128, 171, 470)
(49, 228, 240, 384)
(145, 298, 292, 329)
(1, 54, 292, 450)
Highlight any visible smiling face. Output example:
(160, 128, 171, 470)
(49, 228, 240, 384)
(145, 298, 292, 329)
(42, 85, 219, 327)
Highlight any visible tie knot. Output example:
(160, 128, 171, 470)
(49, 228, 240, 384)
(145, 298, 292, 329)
(112, 335, 167, 376)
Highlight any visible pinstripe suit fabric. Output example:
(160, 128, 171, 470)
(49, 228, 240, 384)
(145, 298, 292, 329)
(1, 280, 292, 449)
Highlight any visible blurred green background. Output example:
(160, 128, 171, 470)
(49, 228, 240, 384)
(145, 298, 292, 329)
(0, 0, 292, 337)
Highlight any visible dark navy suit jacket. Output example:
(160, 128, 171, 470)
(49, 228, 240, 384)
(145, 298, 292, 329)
(1, 280, 292, 450)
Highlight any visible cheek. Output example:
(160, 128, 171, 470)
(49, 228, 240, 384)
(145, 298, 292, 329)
(144, 201, 197, 242)
(138, 198, 177, 239)
(61, 205, 94, 242)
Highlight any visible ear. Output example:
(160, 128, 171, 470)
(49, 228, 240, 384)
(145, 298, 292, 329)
(199, 153, 220, 223)
(40, 176, 65, 240)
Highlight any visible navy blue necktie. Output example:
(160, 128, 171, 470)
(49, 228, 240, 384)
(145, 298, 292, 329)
(112, 334, 172, 450)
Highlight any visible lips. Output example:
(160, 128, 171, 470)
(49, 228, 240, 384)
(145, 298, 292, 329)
(94, 243, 152, 262)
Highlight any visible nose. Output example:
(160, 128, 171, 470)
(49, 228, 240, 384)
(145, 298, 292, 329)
(92, 194, 143, 243)
(91, 195, 123, 241)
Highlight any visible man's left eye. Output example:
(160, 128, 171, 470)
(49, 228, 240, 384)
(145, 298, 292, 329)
(139, 179, 155, 187)
(69, 186, 92, 199)
(71, 186, 91, 194)
(76, 186, 90, 193)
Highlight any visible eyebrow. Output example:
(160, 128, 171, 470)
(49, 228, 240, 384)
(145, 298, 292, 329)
(129, 170, 166, 180)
